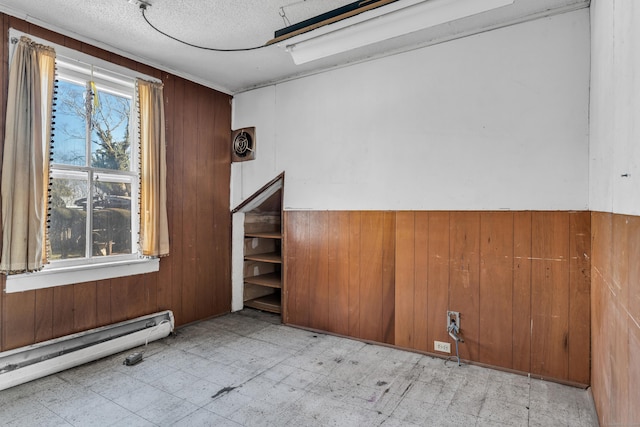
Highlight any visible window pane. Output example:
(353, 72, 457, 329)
(92, 179, 132, 257)
(53, 80, 87, 166)
(91, 90, 131, 171)
(49, 175, 89, 260)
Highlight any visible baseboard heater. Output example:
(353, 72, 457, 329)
(0, 310, 174, 391)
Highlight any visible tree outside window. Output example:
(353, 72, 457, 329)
(49, 74, 137, 260)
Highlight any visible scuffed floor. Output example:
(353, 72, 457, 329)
(1, 309, 598, 426)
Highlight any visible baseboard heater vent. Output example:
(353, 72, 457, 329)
(0, 310, 174, 391)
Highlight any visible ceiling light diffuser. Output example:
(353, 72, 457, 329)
(280, 0, 515, 65)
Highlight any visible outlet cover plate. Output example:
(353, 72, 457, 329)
(434, 340, 451, 353)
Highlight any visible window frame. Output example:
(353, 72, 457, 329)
(5, 29, 162, 293)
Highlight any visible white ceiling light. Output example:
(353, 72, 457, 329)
(280, 0, 515, 65)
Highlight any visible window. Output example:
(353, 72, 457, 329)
(5, 30, 160, 293)
(49, 64, 138, 263)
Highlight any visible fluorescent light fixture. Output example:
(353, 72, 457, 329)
(281, 0, 515, 65)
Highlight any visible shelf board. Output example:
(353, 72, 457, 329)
(244, 294, 281, 314)
(244, 272, 281, 288)
(245, 231, 282, 239)
(245, 252, 282, 264)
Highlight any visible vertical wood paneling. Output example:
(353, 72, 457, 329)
(531, 212, 570, 379)
(308, 211, 329, 331)
(512, 212, 532, 373)
(285, 211, 310, 326)
(0, 17, 232, 352)
(628, 218, 640, 374)
(568, 212, 590, 384)
(170, 77, 185, 325)
(427, 212, 450, 352)
(212, 91, 232, 314)
(382, 212, 396, 345)
(395, 212, 415, 348)
(359, 212, 384, 342)
(34, 288, 54, 343)
(74, 282, 97, 332)
(412, 212, 429, 352)
(610, 215, 630, 425)
(449, 212, 480, 361)
(328, 211, 350, 336)
(181, 81, 200, 325)
(479, 212, 513, 368)
(348, 212, 361, 337)
(196, 88, 216, 320)
(284, 210, 591, 385)
(3, 291, 35, 349)
(53, 286, 75, 338)
(96, 280, 111, 326)
(590, 211, 610, 423)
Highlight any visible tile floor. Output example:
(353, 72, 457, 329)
(1, 309, 599, 426)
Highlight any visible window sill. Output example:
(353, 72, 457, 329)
(5, 258, 160, 293)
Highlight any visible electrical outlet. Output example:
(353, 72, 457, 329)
(434, 340, 451, 353)
(447, 310, 460, 330)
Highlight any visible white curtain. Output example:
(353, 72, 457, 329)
(0, 37, 56, 273)
(137, 79, 169, 257)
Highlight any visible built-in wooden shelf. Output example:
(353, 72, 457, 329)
(244, 252, 282, 264)
(245, 231, 282, 239)
(244, 293, 282, 314)
(244, 272, 282, 288)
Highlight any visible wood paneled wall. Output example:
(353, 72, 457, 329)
(284, 210, 591, 385)
(0, 15, 232, 352)
(591, 212, 640, 426)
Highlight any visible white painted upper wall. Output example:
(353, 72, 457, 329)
(590, 0, 640, 215)
(232, 9, 590, 211)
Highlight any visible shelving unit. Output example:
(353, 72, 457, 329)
(234, 174, 284, 317)
(242, 212, 282, 314)
(232, 173, 285, 318)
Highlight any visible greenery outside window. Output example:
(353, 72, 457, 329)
(49, 64, 138, 264)
(5, 30, 160, 293)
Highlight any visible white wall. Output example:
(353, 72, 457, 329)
(590, 0, 640, 215)
(232, 9, 590, 211)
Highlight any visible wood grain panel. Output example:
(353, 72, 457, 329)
(169, 77, 185, 325)
(2, 291, 35, 350)
(512, 211, 532, 373)
(285, 211, 310, 326)
(74, 282, 97, 332)
(282, 210, 591, 385)
(328, 211, 350, 336)
(531, 212, 570, 379)
(96, 280, 111, 326)
(427, 212, 450, 352)
(381, 212, 395, 345)
(629, 322, 640, 425)
(348, 212, 361, 337)
(0, 17, 232, 352)
(449, 212, 480, 361)
(308, 211, 329, 331)
(413, 212, 429, 352)
(479, 212, 513, 368)
(359, 212, 384, 342)
(612, 215, 630, 312)
(590, 211, 611, 423)
(568, 212, 590, 384)
(180, 80, 200, 325)
(53, 286, 75, 338)
(196, 87, 216, 320)
(34, 288, 54, 343)
(212, 90, 232, 315)
(395, 211, 415, 348)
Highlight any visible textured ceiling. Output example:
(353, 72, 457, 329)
(0, 0, 589, 94)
